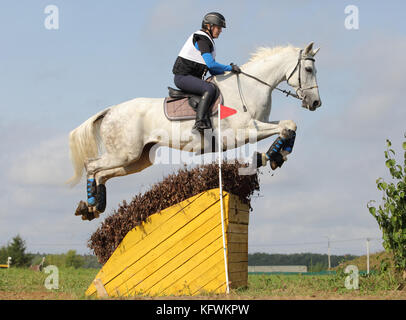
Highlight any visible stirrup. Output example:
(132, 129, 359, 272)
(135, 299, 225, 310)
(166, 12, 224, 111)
(192, 120, 211, 133)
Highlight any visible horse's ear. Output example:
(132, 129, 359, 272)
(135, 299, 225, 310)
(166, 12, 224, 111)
(312, 47, 320, 56)
(304, 42, 314, 55)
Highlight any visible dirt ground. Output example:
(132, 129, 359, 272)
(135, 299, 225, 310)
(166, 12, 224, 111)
(1, 291, 406, 300)
(0, 290, 75, 300)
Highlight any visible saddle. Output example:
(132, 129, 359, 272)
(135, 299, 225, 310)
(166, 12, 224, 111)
(164, 78, 222, 121)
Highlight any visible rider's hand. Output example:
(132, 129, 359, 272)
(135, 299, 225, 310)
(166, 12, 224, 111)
(230, 63, 241, 74)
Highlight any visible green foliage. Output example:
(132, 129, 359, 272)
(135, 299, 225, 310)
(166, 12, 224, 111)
(248, 252, 357, 270)
(65, 250, 84, 268)
(0, 235, 31, 267)
(45, 250, 85, 269)
(368, 134, 406, 272)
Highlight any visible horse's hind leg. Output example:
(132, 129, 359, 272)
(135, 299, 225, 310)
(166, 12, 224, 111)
(93, 142, 156, 185)
(84, 153, 139, 209)
(83, 143, 156, 218)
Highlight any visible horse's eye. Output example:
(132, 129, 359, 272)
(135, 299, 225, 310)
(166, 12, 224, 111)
(305, 67, 313, 73)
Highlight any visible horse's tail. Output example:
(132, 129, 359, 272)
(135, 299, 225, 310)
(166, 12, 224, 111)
(66, 108, 110, 187)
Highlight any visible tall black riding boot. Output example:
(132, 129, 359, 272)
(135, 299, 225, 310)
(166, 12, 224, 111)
(192, 91, 212, 133)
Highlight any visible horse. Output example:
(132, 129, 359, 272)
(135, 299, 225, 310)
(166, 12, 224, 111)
(68, 42, 321, 221)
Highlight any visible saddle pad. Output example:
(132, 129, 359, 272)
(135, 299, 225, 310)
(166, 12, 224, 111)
(164, 93, 222, 121)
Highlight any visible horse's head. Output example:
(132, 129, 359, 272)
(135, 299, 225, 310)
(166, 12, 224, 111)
(286, 42, 321, 111)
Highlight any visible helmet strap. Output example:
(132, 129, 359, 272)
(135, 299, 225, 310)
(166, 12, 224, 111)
(208, 25, 214, 38)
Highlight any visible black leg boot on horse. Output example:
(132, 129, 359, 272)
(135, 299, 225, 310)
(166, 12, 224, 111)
(254, 129, 296, 170)
(192, 91, 212, 134)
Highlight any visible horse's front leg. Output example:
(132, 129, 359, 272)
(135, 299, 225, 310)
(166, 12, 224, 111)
(250, 119, 297, 170)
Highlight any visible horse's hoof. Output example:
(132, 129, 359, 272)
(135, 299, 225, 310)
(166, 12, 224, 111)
(81, 210, 97, 221)
(270, 157, 284, 170)
(75, 201, 89, 216)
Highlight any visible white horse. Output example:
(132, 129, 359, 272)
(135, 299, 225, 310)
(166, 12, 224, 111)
(68, 42, 321, 220)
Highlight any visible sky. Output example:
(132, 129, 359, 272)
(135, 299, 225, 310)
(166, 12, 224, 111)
(0, 0, 405, 257)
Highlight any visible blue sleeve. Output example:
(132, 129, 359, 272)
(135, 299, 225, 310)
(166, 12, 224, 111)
(195, 42, 232, 75)
(202, 53, 232, 75)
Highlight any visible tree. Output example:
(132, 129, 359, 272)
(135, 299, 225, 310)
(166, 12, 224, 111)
(65, 250, 84, 269)
(5, 235, 31, 267)
(368, 135, 406, 274)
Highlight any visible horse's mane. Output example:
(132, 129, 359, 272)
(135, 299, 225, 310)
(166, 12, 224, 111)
(243, 45, 298, 67)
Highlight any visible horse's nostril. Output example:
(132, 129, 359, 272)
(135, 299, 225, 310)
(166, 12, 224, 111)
(313, 100, 320, 108)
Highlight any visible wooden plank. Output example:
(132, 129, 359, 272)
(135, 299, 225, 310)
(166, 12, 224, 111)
(227, 207, 249, 224)
(228, 252, 248, 263)
(229, 280, 247, 289)
(114, 221, 225, 296)
(227, 223, 248, 234)
(87, 190, 222, 296)
(227, 242, 248, 253)
(86, 191, 215, 296)
(93, 278, 108, 298)
(104, 192, 208, 275)
(199, 269, 228, 295)
(229, 270, 248, 284)
(228, 262, 248, 273)
(86, 187, 252, 297)
(189, 259, 227, 295)
(229, 194, 250, 212)
(227, 233, 248, 243)
(155, 248, 225, 296)
(140, 233, 224, 296)
(104, 200, 226, 296)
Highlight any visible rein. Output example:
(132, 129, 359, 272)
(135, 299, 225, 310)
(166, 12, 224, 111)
(236, 49, 318, 113)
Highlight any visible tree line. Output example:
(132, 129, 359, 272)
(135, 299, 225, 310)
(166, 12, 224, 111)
(248, 252, 358, 272)
(0, 235, 101, 269)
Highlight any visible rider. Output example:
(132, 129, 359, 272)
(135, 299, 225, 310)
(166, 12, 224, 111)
(172, 12, 241, 133)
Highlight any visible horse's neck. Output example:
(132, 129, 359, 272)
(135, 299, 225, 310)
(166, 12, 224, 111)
(218, 48, 298, 121)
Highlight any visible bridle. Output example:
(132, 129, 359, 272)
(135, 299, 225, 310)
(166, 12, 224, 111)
(236, 49, 318, 113)
(285, 49, 318, 102)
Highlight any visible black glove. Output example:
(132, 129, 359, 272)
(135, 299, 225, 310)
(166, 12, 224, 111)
(230, 63, 241, 74)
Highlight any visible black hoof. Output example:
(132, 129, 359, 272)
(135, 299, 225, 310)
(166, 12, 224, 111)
(269, 152, 284, 170)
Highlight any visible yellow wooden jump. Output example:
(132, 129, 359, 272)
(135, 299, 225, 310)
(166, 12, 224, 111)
(86, 188, 249, 298)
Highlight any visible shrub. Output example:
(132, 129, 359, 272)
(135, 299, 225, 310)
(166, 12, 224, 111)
(368, 134, 406, 273)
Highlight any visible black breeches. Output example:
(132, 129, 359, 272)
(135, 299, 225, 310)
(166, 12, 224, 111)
(174, 74, 216, 104)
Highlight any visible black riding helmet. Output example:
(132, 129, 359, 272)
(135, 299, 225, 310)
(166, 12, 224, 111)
(202, 12, 226, 28)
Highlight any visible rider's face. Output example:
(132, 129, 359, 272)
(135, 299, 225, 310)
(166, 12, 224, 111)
(211, 25, 223, 38)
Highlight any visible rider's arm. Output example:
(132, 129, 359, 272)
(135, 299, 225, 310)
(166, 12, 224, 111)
(195, 41, 232, 75)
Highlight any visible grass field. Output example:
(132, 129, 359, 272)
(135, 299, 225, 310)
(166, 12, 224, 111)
(1, 257, 406, 300)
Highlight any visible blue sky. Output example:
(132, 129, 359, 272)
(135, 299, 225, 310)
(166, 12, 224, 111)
(1, 0, 405, 257)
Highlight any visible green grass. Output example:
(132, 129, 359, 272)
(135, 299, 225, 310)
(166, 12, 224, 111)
(230, 271, 403, 298)
(0, 266, 404, 299)
(0, 267, 98, 299)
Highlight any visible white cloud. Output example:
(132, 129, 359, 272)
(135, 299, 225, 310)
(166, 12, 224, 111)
(8, 134, 72, 187)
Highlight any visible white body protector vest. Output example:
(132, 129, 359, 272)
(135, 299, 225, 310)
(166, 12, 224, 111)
(178, 30, 216, 65)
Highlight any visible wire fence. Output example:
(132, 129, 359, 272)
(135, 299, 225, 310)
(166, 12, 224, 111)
(248, 237, 384, 257)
